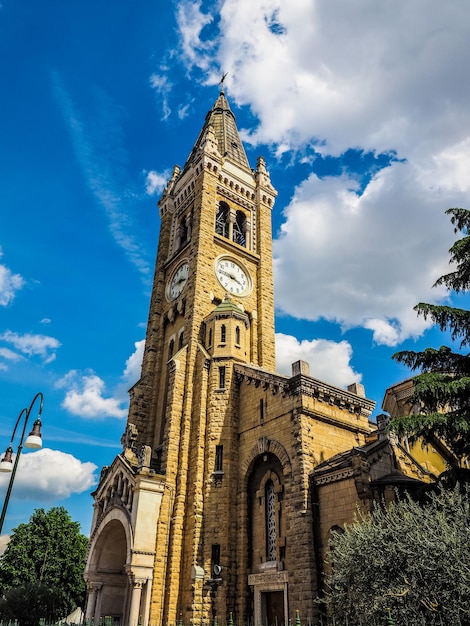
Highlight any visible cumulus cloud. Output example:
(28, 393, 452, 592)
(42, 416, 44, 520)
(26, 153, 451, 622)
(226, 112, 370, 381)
(206, 1, 470, 155)
(0, 448, 97, 501)
(0, 249, 24, 306)
(175, 1, 470, 346)
(275, 333, 360, 389)
(273, 161, 457, 345)
(144, 169, 169, 195)
(122, 340, 145, 384)
(0, 330, 61, 363)
(58, 340, 144, 420)
(57, 371, 128, 419)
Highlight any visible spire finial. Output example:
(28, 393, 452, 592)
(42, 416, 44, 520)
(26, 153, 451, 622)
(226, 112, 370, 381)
(218, 72, 228, 93)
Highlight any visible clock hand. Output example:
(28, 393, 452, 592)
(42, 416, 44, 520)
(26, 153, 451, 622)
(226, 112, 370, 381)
(220, 269, 243, 284)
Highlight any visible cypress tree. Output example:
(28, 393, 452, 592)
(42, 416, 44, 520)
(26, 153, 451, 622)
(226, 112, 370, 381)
(392, 208, 470, 464)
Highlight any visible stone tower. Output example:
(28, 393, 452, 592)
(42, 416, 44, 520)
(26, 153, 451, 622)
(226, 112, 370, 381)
(83, 92, 376, 626)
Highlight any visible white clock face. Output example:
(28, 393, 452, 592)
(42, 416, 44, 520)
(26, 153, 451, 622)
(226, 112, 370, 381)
(168, 263, 189, 300)
(215, 257, 251, 296)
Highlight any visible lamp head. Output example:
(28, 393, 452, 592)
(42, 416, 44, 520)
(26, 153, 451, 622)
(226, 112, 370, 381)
(0, 446, 14, 472)
(24, 418, 42, 450)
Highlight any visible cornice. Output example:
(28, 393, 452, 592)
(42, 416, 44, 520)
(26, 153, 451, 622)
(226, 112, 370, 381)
(217, 183, 255, 211)
(234, 364, 289, 394)
(288, 374, 375, 417)
(313, 468, 355, 486)
(234, 365, 375, 417)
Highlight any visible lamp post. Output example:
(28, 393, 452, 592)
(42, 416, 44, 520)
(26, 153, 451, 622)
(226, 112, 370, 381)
(0, 392, 44, 534)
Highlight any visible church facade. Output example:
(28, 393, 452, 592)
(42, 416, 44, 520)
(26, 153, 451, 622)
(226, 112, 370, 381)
(83, 92, 430, 626)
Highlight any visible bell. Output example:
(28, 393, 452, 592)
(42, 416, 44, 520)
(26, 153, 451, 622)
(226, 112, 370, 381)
(0, 446, 14, 472)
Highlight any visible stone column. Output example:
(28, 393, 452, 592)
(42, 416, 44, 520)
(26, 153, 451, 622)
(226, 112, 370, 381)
(244, 220, 251, 251)
(141, 578, 152, 626)
(93, 583, 103, 625)
(228, 208, 236, 241)
(128, 578, 145, 626)
(84, 581, 102, 621)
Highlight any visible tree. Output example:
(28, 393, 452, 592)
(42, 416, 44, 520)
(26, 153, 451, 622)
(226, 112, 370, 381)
(0, 507, 88, 625)
(324, 486, 470, 625)
(0, 582, 69, 626)
(392, 208, 470, 465)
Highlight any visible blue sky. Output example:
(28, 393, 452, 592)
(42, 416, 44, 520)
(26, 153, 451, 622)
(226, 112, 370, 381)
(1, 0, 469, 538)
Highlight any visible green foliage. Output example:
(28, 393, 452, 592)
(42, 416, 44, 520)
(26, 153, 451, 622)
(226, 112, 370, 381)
(0, 581, 69, 626)
(0, 506, 88, 619)
(393, 207, 470, 463)
(324, 486, 470, 625)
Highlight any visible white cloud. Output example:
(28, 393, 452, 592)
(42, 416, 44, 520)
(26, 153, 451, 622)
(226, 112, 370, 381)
(174, 1, 470, 346)
(144, 169, 169, 196)
(176, 0, 215, 72)
(0, 448, 97, 501)
(0, 249, 24, 306)
(428, 137, 470, 194)
(0, 330, 60, 363)
(57, 341, 144, 420)
(275, 333, 360, 389)
(57, 370, 128, 419)
(0, 347, 22, 362)
(273, 161, 457, 345)
(122, 339, 144, 384)
(149, 73, 173, 120)
(206, 0, 470, 156)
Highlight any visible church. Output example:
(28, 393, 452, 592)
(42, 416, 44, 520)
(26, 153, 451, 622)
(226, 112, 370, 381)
(83, 91, 438, 626)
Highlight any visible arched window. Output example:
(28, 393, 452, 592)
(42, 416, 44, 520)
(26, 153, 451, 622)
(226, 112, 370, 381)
(235, 326, 241, 345)
(219, 366, 226, 389)
(177, 217, 188, 248)
(248, 457, 285, 569)
(168, 339, 175, 359)
(233, 210, 246, 247)
(215, 202, 229, 237)
(265, 479, 276, 561)
(215, 445, 223, 472)
(220, 324, 226, 343)
(178, 331, 184, 350)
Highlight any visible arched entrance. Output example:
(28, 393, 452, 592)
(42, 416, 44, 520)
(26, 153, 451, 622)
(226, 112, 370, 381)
(85, 518, 129, 625)
(247, 452, 289, 626)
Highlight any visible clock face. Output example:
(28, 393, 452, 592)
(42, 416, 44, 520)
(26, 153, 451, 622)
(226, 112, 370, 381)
(215, 257, 251, 296)
(168, 262, 189, 300)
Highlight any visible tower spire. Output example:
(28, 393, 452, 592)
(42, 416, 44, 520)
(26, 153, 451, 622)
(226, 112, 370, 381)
(184, 88, 251, 172)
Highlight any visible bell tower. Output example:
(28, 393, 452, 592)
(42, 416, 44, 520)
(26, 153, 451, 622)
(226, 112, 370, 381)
(127, 90, 277, 464)
(84, 89, 377, 626)
(125, 90, 278, 624)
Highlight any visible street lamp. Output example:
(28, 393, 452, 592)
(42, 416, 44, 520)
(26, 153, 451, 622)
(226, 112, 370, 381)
(0, 392, 44, 534)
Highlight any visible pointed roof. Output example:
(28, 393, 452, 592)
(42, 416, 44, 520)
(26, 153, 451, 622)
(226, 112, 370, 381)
(213, 294, 248, 316)
(184, 90, 251, 172)
(205, 294, 249, 326)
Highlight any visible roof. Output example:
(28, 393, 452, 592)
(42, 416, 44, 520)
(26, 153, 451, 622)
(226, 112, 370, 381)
(205, 295, 249, 325)
(184, 90, 251, 172)
(313, 439, 388, 476)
